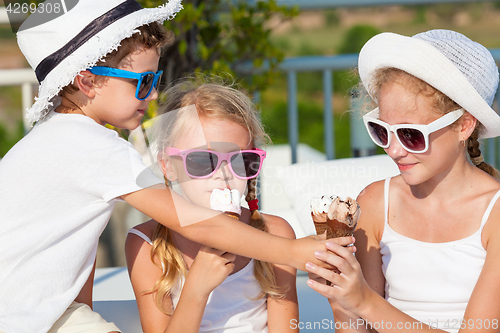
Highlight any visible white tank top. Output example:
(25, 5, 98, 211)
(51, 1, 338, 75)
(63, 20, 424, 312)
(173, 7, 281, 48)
(128, 229, 268, 332)
(380, 177, 500, 333)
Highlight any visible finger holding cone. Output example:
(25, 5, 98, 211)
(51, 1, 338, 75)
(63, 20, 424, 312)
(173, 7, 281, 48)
(310, 195, 361, 280)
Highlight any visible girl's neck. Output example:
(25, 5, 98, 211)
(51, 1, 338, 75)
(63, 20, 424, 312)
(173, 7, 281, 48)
(409, 156, 476, 199)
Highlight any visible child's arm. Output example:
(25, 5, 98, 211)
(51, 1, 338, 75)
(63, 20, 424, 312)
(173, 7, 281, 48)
(123, 186, 350, 271)
(264, 214, 299, 332)
(125, 226, 235, 333)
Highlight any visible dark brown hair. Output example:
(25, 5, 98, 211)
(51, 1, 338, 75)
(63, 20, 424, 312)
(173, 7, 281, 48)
(60, 22, 172, 96)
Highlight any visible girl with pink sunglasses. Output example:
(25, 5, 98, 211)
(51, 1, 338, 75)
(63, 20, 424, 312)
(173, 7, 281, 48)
(125, 79, 300, 332)
(306, 30, 500, 332)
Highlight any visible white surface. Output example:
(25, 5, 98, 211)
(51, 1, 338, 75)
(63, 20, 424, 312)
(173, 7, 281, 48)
(259, 143, 326, 212)
(94, 268, 333, 333)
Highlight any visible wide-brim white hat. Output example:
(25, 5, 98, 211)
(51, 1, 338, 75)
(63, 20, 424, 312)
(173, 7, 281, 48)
(17, 0, 182, 125)
(359, 29, 500, 139)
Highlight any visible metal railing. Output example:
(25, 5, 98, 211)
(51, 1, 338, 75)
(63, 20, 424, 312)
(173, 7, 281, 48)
(282, 54, 358, 162)
(2, 49, 500, 165)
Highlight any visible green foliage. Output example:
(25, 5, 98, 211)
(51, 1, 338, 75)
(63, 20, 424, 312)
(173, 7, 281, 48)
(0, 120, 24, 158)
(413, 5, 427, 24)
(0, 85, 23, 157)
(139, 0, 298, 94)
(332, 24, 380, 96)
(0, 26, 17, 39)
(337, 24, 381, 54)
(325, 10, 340, 27)
(261, 100, 352, 159)
(432, 3, 469, 23)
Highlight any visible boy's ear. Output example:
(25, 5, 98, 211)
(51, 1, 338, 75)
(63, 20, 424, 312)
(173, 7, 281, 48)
(460, 112, 477, 141)
(74, 70, 96, 98)
(159, 156, 177, 182)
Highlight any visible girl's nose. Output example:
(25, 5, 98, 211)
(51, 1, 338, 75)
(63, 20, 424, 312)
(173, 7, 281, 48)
(213, 161, 233, 181)
(385, 134, 409, 160)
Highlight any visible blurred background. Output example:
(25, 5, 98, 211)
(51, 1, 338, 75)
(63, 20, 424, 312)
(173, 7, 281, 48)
(1, 0, 500, 267)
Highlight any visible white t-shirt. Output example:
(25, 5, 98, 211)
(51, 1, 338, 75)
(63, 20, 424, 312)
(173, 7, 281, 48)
(0, 111, 162, 333)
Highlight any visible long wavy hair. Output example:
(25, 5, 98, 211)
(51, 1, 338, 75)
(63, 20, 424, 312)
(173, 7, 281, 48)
(146, 77, 287, 314)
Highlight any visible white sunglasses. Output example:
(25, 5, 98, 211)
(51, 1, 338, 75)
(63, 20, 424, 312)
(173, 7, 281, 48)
(363, 108, 464, 153)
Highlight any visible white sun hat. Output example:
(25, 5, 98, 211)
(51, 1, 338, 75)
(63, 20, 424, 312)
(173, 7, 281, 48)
(358, 29, 500, 139)
(17, 0, 182, 125)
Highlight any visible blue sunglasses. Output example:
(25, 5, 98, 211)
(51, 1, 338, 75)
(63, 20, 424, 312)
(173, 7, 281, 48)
(87, 66, 163, 100)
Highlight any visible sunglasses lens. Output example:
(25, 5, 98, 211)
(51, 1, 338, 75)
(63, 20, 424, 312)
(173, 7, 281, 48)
(368, 122, 389, 146)
(186, 152, 218, 177)
(155, 72, 163, 89)
(138, 73, 155, 99)
(230, 152, 261, 178)
(397, 128, 426, 152)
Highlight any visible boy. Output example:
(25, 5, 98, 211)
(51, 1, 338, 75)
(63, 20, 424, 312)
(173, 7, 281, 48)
(0, 1, 343, 332)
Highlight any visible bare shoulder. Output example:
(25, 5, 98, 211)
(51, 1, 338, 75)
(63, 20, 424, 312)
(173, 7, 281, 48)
(481, 179, 500, 249)
(356, 178, 390, 243)
(357, 178, 386, 210)
(260, 213, 296, 240)
(125, 220, 157, 262)
(132, 220, 157, 237)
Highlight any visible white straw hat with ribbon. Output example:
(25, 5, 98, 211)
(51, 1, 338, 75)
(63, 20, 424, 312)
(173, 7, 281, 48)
(17, 0, 182, 125)
(358, 29, 500, 139)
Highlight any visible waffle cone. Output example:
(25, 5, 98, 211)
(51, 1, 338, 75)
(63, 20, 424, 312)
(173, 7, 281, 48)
(313, 218, 356, 239)
(224, 212, 240, 220)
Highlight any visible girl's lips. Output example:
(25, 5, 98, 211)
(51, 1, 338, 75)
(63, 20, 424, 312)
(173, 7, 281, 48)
(397, 163, 417, 171)
(137, 109, 145, 115)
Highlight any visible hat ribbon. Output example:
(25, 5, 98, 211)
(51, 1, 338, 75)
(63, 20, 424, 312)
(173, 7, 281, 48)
(35, 0, 142, 83)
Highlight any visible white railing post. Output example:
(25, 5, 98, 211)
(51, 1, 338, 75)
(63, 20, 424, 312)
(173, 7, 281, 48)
(21, 82, 33, 133)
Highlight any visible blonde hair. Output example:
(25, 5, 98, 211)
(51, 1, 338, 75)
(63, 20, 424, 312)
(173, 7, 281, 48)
(147, 77, 286, 314)
(368, 67, 499, 179)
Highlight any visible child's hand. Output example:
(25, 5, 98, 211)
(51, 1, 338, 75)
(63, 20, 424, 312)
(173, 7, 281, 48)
(291, 235, 355, 272)
(187, 246, 236, 297)
(305, 241, 372, 314)
(306, 236, 356, 285)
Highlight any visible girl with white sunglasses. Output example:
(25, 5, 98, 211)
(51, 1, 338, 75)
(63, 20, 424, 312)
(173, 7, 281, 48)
(125, 79, 303, 333)
(306, 30, 500, 332)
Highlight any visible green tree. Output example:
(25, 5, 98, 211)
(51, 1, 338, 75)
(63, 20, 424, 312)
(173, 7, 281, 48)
(337, 24, 381, 55)
(139, 0, 298, 93)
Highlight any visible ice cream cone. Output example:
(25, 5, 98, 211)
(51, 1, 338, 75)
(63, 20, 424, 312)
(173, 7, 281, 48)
(310, 196, 361, 277)
(210, 188, 242, 220)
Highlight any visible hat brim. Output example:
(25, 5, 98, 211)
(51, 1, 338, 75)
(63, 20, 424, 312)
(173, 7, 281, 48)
(359, 32, 500, 139)
(27, 0, 182, 125)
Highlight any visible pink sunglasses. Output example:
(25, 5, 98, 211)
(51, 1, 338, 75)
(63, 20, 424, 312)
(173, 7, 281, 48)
(165, 147, 266, 179)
